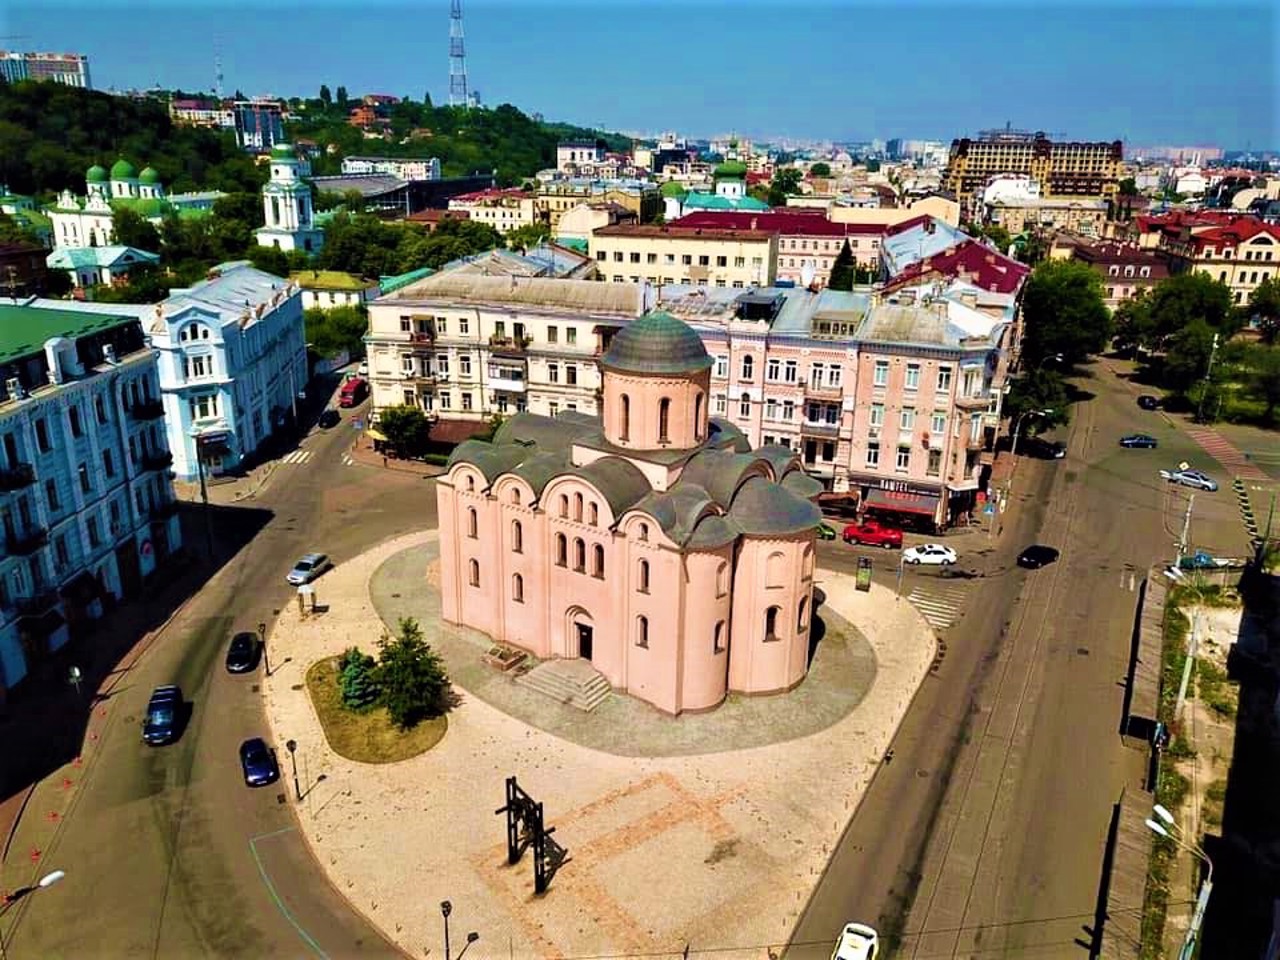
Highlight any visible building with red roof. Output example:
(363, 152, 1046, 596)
(881, 240, 1029, 297)
(1168, 216, 1280, 306)
(1049, 235, 1170, 310)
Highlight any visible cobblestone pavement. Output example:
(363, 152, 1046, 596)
(261, 531, 936, 960)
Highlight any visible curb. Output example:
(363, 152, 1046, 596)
(231, 461, 280, 502)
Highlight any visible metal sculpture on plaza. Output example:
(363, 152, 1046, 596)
(495, 776, 569, 894)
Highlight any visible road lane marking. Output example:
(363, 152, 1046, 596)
(282, 450, 313, 465)
(248, 827, 329, 959)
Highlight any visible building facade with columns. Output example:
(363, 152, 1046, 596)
(255, 144, 324, 254)
(437, 312, 823, 716)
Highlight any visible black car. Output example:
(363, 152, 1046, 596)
(1120, 434, 1159, 449)
(142, 685, 183, 745)
(239, 738, 280, 787)
(317, 409, 341, 429)
(225, 632, 261, 673)
(1017, 545, 1060, 569)
(1137, 395, 1160, 410)
(1025, 437, 1066, 460)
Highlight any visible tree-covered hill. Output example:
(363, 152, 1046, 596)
(0, 80, 265, 198)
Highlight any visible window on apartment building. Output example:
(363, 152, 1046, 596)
(440, 392, 452, 409)
(739, 394, 751, 418)
(95, 395, 107, 424)
(698, 255, 709, 267)
(821, 441, 835, 462)
(613, 275, 624, 283)
(87, 515, 102, 549)
(905, 364, 920, 391)
(937, 367, 953, 392)
(494, 321, 506, 339)
(810, 362, 824, 385)
(548, 401, 559, 416)
(715, 279, 726, 288)
(69, 404, 83, 438)
(784, 361, 797, 383)
(547, 326, 558, 344)
(826, 365, 841, 387)
(403, 390, 417, 406)
(716, 256, 727, 267)
(741, 355, 754, 380)
(734, 256, 745, 268)
(496, 395, 509, 414)
(714, 394, 726, 415)
(35, 418, 50, 453)
(461, 392, 473, 411)
(873, 360, 889, 387)
(782, 400, 795, 421)
(900, 408, 915, 430)
(613, 251, 624, 262)
(54, 533, 70, 570)
(646, 253, 657, 264)
(459, 355, 472, 377)
(45, 478, 60, 512)
(766, 358, 781, 381)
(896, 446, 911, 471)
(566, 365, 578, 386)
(78, 463, 91, 494)
(869, 404, 884, 428)
(596, 251, 607, 261)
(457, 318, 470, 336)
(927, 449, 942, 477)
(401, 355, 415, 374)
(765, 399, 778, 420)
(437, 318, 448, 335)
(682, 254, 692, 266)
(548, 362, 560, 384)
(400, 317, 412, 332)
(628, 252, 640, 264)
(931, 412, 947, 435)
(566, 327, 577, 345)
(102, 449, 115, 478)
(665, 254, 675, 265)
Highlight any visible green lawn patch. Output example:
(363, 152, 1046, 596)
(306, 656, 447, 763)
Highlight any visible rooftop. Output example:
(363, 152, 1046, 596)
(0, 303, 136, 365)
(47, 245, 160, 270)
(289, 269, 378, 292)
(883, 239, 1029, 296)
(387, 271, 643, 316)
(157, 261, 298, 333)
(672, 211, 900, 237)
(379, 265, 436, 295)
(593, 223, 774, 242)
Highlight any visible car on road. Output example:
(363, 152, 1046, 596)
(338, 377, 369, 408)
(142, 685, 183, 746)
(1017, 545, 1060, 569)
(842, 519, 903, 548)
(902, 543, 957, 565)
(1137, 394, 1161, 410)
(239, 738, 280, 787)
(1160, 468, 1219, 492)
(317, 409, 340, 429)
(1119, 434, 1158, 449)
(1026, 437, 1066, 460)
(286, 552, 331, 586)
(816, 521, 837, 541)
(357, 360, 369, 377)
(225, 632, 261, 673)
(1178, 551, 1231, 570)
(831, 922, 880, 960)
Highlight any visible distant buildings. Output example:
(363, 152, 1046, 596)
(943, 130, 1123, 219)
(590, 223, 777, 289)
(255, 145, 324, 255)
(340, 156, 442, 181)
(0, 50, 91, 88)
(1048, 237, 1169, 311)
(232, 98, 286, 153)
(0, 242, 51, 298)
(534, 179, 660, 232)
(556, 140, 605, 173)
(662, 162, 769, 219)
(290, 270, 381, 310)
(145, 262, 308, 480)
(169, 98, 234, 129)
(46, 246, 160, 291)
(0, 302, 180, 696)
(447, 188, 539, 235)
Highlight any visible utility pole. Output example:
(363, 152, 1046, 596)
(1176, 493, 1195, 566)
(1174, 609, 1199, 718)
(1259, 491, 1277, 565)
(1195, 332, 1220, 423)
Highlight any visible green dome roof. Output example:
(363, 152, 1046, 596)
(86, 164, 108, 183)
(138, 166, 160, 185)
(270, 143, 296, 160)
(601, 311, 712, 375)
(659, 180, 687, 198)
(110, 159, 137, 180)
(713, 160, 747, 180)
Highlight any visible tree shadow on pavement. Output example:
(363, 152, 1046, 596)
(0, 501, 271, 853)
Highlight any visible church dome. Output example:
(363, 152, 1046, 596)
(86, 164, 108, 183)
(713, 160, 747, 180)
(270, 143, 296, 160)
(110, 159, 137, 180)
(138, 166, 160, 185)
(601, 311, 712, 376)
(659, 180, 687, 198)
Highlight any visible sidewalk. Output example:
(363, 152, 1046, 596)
(260, 532, 938, 960)
(346, 435, 447, 478)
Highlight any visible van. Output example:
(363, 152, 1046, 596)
(338, 377, 368, 408)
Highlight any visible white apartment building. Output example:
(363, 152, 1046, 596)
(340, 155, 441, 181)
(0, 304, 180, 695)
(365, 271, 643, 430)
(589, 224, 778, 289)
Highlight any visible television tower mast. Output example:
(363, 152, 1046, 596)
(448, 0, 469, 108)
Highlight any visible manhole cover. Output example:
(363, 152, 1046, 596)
(251, 684, 260, 693)
(916, 769, 929, 778)
(277, 793, 287, 804)
(291, 684, 303, 691)
(1077, 647, 1090, 656)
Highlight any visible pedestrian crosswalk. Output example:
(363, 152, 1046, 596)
(1185, 429, 1269, 480)
(907, 581, 969, 630)
(282, 449, 313, 465)
(341, 453, 354, 466)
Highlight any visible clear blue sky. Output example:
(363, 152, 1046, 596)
(4, 0, 1276, 148)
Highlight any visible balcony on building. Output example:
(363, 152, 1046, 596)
(6, 527, 48, 556)
(141, 449, 175, 472)
(401, 365, 437, 386)
(488, 333, 532, 357)
(130, 398, 165, 421)
(406, 314, 436, 344)
(0, 462, 36, 492)
(488, 362, 528, 393)
(954, 391, 993, 411)
(802, 377, 843, 400)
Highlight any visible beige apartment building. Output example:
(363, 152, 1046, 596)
(984, 196, 1109, 237)
(447, 188, 538, 235)
(534, 181, 660, 231)
(590, 223, 777, 288)
(364, 270, 643, 430)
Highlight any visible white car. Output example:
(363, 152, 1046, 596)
(831, 922, 880, 960)
(286, 552, 331, 586)
(1159, 468, 1218, 492)
(903, 543, 958, 566)
(357, 360, 369, 377)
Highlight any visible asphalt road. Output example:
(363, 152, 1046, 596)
(3, 399, 433, 959)
(792, 361, 1250, 959)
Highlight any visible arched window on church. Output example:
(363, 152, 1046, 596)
(713, 620, 726, 653)
(512, 573, 524, 603)
(765, 605, 781, 641)
(593, 544, 605, 579)
(467, 508, 478, 539)
(620, 394, 630, 442)
(797, 596, 809, 632)
(469, 559, 480, 587)
(555, 533, 567, 567)
(658, 398, 671, 443)
(573, 538, 586, 572)
(574, 492, 584, 522)
(694, 393, 704, 441)
(511, 519, 523, 553)
(636, 616, 649, 649)
(638, 559, 650, 594)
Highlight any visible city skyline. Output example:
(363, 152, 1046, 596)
(4, 0, 1278, 148)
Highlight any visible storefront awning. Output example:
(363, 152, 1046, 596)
(865, 488, 940, 517)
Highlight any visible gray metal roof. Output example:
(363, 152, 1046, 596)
(680, 449, 769, 510)
(600, 310, 713, 375)
(782, 470, 825, 501)
(729, 476, 822, 536)
(707, 418, 751, 453)
(491, 412, 597, 454)
(508, 451, 567, 495)
(755, 444, 802, 482)
(570, 457, 653, 517)
(686, 514, 740, 550)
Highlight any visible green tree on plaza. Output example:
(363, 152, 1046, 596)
(504, 221, 551, 251)
(375, 618, 452, 730)
(827, 240, 856, 291)
(1018, 259, 1112, 367)
(338, 646, 380, 710)
(1146, 272, 1236, 350)
(1240, 343, 1280, 421)
(1003, 367, 1071, 430)
(111, 207, 161, 251)
(1161, 317, 1218, 394)
(304, 305, 369, 360)
(1112, 289, 1155, 357)
(377, 404, 432, 459)
(1248, 276, 1280, 344)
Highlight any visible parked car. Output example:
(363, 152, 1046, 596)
(1137, 395, 1161, 410)
(239, 738, 280, 788)
(338, 377, 368, 408)
(317, 409, 341, 429)
(1160, 468, 1219, 492)
(902, 543, 957, 566)
(225, 632, 261, 673)
(286, 552, 331, 586)
(357, 360, 369, 377)
(1178, 551, 1230, 570)
(816, 522, 837, 541)
(842, 519, 904, 549)
(1017, 545, 1060, 569)
(831, 922, 880, 960)
(142, 685, 183, 746)
(1119, 434, 1158, 449)
(1026, 437, 1066, 460)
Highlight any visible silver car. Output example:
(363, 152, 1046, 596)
(1159, 469, 1219, 492)
(286, 553, 331, 586)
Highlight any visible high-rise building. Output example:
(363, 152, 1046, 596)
(232, 98, 286, 153)
(943, 130, 1123, 218)
(0, 51, 92, 88)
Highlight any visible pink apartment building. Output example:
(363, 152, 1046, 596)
(437, 311, 824, 716)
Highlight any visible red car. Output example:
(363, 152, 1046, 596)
(842, 520, 904, 549)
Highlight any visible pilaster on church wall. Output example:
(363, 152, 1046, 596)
(436, 476, 461, 624)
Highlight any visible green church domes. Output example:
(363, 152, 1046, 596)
(86, 164, 108, 183)
(270, 143, 296, 160)
(601, 310, 713, 376)
(713, 160, 748, 180)
(138, 166, 160, 185)
(110, 159, 137, 180)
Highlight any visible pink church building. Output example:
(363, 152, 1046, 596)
(437, 311, 825, 715)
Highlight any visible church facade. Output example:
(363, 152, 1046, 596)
(254, 143, 325, 254)
(437, 311, 824, 716)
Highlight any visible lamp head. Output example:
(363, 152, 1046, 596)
(286, 739, 297, 754)
(441, 900, 452, 918)
(1145, 818, 1170, 838)
(1153, 803, 1175, 825)
(466, 933, 479, 944)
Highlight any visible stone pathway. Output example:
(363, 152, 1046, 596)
(261, 531, 936, 960)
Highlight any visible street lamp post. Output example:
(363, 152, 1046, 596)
(457, 931, 480, 960)
(258, 621, 270, 676)
(0, 869, 66, 960)
(1010, 408, 1055, 457)
(1146, 805, 1214, 960)
(440, 900, 452, 960)
(286, 739, 300, 802)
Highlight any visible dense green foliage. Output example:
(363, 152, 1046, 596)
(1247, 276, 1280, 344)
(808, 162, 831, 177)
(287, 96, 629, 186)
(1019, 259, 1112, 366)
(375, 618, 452, 730)
(319, 212, 501, 277)
(338, 647, 380, 710)
(304, 306, 369, 361)
(377, 404, 432, 458)
(827, 240, 856, 291)
(504, 221, 551, 251)
(0, 81, 263, 196)
(766, 167, 803, 207)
